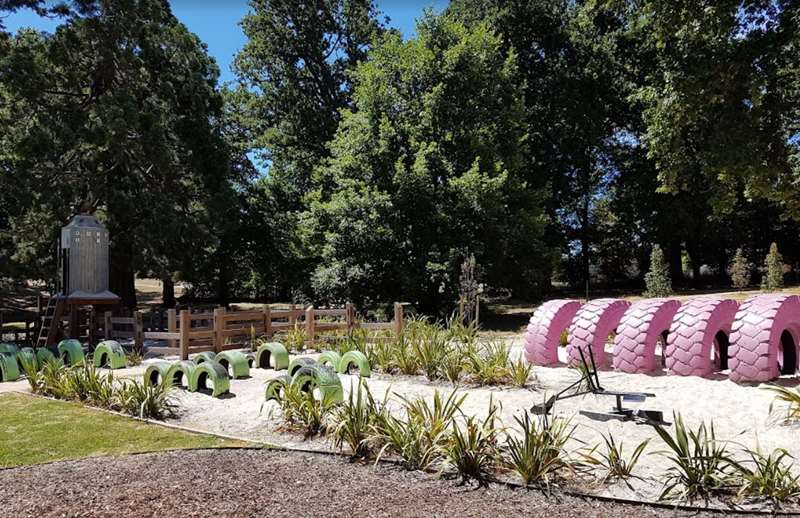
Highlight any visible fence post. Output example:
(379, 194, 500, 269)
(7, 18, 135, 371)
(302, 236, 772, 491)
(475, 295, 480, 328)
(305, 306, 315, 349)
(167, 308, 176, 349)
(134, 311, 144, 352)
(179, 310, 190, 360)
(104, 311, 112, 339)
(266, 304, 272, 336)
(345, 302, 354, 334)
(213, 307, 225, 353)
(393, 303, 404, 336)
(289, 303, 296, 327)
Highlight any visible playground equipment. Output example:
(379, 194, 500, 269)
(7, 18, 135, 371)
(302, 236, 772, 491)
(255, 342, 289, 370)
(525, 294, 800, 383)
(288, 357, 317, 377)
(337, 350, 371, 377)
(36, 347, 57, 367)
(0, 352, 20, 382)
(318, 351, 342, 370)
(93, 340, 127, 369)
(290, 364, 343, 405)
(531, 346, 668, 426)
(166, 360, 197, 389)
(265, 374, 293, 401)
(192, 351, 216, 365)
(58, 339, 85, 366)
(16, 347, 36, 372)
(215, 351, 250, 379)
(189, 360, 230, 397)
(144, 362, 172, 386)
(0, 343, 19, 355)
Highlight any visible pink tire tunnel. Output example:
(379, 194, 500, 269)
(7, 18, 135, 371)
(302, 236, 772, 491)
(729, 294, 800, 383)
(523, 299, 582, 365)
(613, 298, 681, 374)
(665, 298, 739, 377)
(567, 298, 630, 368)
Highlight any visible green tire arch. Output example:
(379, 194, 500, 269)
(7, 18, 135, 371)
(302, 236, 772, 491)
(0, 343, 19, 355)
(16, 347, 37, 373)
(35, 348, 58, 368)
(144, 361, 173, 387)
(291, 365, 344, 405)
(57, 339, 85, 367)
(215, 351, 250, 379)
(0, 352, 20, 382)
(245, 352, 255, 368)
(318, 351, 342, 371)
(337, 351, 371, 378)
(93, 340, 127, 369)
(288, 357, 317, 377)
(255, 342, 289, 370)
(265, 374, 293, 402)
(192, 351, 217, 364)
(189, 360, 230, 397)
(166, 360, 197, 389)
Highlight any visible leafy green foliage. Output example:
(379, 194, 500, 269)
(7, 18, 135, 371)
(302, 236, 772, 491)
(443, 400, 501, 485)
(765, 385, 800, 422)
(735, 448, 800, 504)
(644, 245, 673, 297)
(276, 380, 336, 438)
(581, 434, 648, 483)
(503, 411, 576, 489)
(652, 413, 737, 502)
(508, 357, 534, 388)
(331, 379, 388, 458)
(730, 248, 751, 289)
(761, 242, 785, 291)
(465, 341, 511, 385)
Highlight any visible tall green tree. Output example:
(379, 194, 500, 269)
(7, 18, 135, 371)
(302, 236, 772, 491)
(0, 0, 244, 306)
(305, 15, 552, 311)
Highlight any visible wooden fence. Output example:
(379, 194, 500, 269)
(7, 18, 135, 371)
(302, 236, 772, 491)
(99, 303, 404, 360)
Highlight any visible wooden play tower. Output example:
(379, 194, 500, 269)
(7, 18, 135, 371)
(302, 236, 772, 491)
(36, 215, 120, 347)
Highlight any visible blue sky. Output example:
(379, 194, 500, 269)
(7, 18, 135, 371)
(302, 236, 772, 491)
(2, 0, 449, 83)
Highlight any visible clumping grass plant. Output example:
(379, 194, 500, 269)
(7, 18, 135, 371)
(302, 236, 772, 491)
(331, 379, 388, 458)
(735, 447, 800, 505)
(508, 357, 534, 388)
(465, 341, 510, 385)
(443, 400, 501, 485)
(765, 385, 800, 422)
(276, 380, 335, 437)
(581, 433, 648, 484)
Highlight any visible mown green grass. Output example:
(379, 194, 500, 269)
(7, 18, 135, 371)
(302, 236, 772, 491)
(0, 393, 251, 468)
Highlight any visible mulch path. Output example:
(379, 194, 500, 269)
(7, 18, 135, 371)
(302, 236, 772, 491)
(0, 448, 731, 517)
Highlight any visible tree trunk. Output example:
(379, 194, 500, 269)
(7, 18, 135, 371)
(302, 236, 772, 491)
(162, 276, 175, 308)
(667, 241, 684, 287)
(109, 243, 137, 309)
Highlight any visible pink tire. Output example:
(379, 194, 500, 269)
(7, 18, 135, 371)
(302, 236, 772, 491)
(523, 299, 582, 365)
(567, 299, 630, 367)
(665, 298, 739, 377)
(613, 299, 681, 373)
(729, 294, 800, 383)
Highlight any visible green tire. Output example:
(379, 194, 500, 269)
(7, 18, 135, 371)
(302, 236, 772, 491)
(338, 350, 371, 378)
(93, 340, 127, 369)
(0, 352, 20, 382)
(0, 343, 19, 355)
(245, 352, 255, 368)
(189, 360, 230, 397)
(215, 351, 250, 379)
(144, 361, 173, 387)
(35, 348, 58, 368)
(255, 342, 289, 370)
(288, 357, 317, 377)
(192, 351, 217, 365)
(318, 350, 342, 371)
(57, 339, 85, 367)
(291, 365, 343, 405)
(16, 347, 37, 373)
(265, 374, 293, 402)
(166, 360, 197, 389)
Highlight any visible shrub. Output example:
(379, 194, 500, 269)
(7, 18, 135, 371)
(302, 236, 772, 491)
(508, 357, 534, 388)
(652, 413, 737, 501)
(126, 350, 144, 367)
(116, 378, 177, 419)
(581, 433, 648, 483)
(441, 347, 466, 384)
(331, 379, 387, 458)
(465, 341, 510, 385)
(19, 353, 42, 392)
(276, 381, 336, 437)
(764, 385, 800, 422)
(445, 313, 478, 346)
(644, 245, 672, 297)
(366, 339, 394, 373)
(503, 411, 576, 489)
(761, 242, 785, 291)
(729, 248, 751, 289)
(283, 323, 307, 352)
(444, 400, 501, 485)
(393, 333, 419, 375)
(371, 390, 465, 470)
(735, 448, 800, 505)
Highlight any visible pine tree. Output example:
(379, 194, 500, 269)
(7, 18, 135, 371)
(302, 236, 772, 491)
(729, 248, 750, 289)
(761, 242, 785, 291)
(644, 245, 672, 297)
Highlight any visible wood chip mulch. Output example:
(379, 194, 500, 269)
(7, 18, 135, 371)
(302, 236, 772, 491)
(0, 448, 728, 517)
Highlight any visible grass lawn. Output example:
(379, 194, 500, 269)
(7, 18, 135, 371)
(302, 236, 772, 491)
(0, 393, 252, 468)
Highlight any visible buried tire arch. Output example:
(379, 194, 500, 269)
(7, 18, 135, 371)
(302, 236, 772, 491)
(613, 299, 681, 374)
(567, 298, 630, 367)
(522, 299, 582, 365)
(664, 298, 739, 377)
(729, 294, 800, 383)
